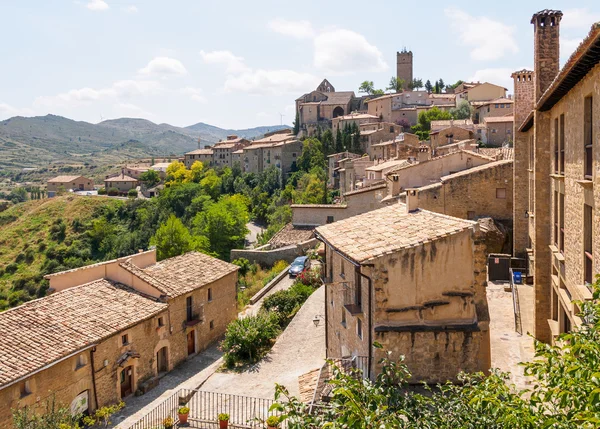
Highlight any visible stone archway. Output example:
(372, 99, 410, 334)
(332, 106, 345, 118)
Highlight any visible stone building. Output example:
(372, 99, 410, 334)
(212, 136, 251, 169)
(513, 9, 600, 343)
(104, 173, 138, 193)
(456, 82, 507, 103)
(332, 113, 379, 133)
(0, 250, 238, 426)
(239, 131, 302, 179)
(315, 200, 490, 383)
(360, 122, 403, 156)
(296, 80, 355, 135)
(328, 151, 362, 188)
(184, 148, 214, 168)
(483, 116, 514, 146)
(430, 125, 475, 150)
(47, 175, 94, 197)
(396, 49, 413, 89)
(474, 97, 514, 123)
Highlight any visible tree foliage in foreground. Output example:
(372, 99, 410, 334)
(272, 277, 600, 428)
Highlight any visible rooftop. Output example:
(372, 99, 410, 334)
(268, 223, 316, 248)
(484, 116, 514, 124)
(105, 174, 138, 182)
(186, 148, 214, 155)
(252, 133, 296, 144)
(315, 204, 475, 263)
(0, 279, 166, 388)
(47, 175, 86, 183)
(120, 252, 238, 298)
(366, 159, 409, 172)
(335, 113, 379, 120)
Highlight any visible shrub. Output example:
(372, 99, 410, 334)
(266, 415, 280, 427)
(262, 283, 315, 326)
(5, 263, 18, 274)
(221, 312, 280, 367)
(127, 188, 138, 198)
(107, 187, 119, 196)
(218, 413, 229, 422)
(232, 258, 251, 276)
(296, 268, 321, 287)
(49, 218, 67, 242)
(97, 187, 107, 195)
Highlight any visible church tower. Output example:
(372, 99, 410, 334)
(396, 48, 413, 90)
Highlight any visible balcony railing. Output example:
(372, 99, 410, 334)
(343, 282, 362, 315)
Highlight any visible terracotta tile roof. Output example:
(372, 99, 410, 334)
(474, 97, 514, 107)
(47, 175, 86, 183)
(366, 159, 410, 172)
(186, 148, 214, 155)
(268, 223, 315, 248)
(121, 252, 238, 298)
(336, 113, 379, 120)
(439, 159, 513, 181)
(429, 93, 456, 99)
(252, 133, 296, 144)
(344, 182, 386, 196)
(320, 91, 355, 105)
(430, 119, 473, 130)
(477, 147, 514, 160)
(105, 175, 138, 182)
(484, 116, 514, 124)
(315, 204, 475, 263)
(0, 280, 166, 388)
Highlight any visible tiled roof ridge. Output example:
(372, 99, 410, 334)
(119, 260, 170, 296)
(343, 182, 386, 196)
(439, 159, 513, 181)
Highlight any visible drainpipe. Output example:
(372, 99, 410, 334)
(359, 268, 374, 380)
(90, 347, 100, 410)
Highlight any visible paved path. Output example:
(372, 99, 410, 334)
(487, 281, 535, 390)
(200, 286, 326, 399)
(244, 222, 264, 248)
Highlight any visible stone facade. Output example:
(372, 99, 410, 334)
(47, 175, 94, 196)
(430, 126, 474, 150)
(484, 117, 514, 146)
(396, 50, 413, 90)
(184, 148, 214, 169)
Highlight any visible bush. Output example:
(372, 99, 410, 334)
(5, 263, 18, 274)
(107, 187, 119, 196)
(127, 188, 138, 198)
(232, 258, 251, 276)
(296, 268, 321, 287)
(262, 283, 315, 326)
(97, 187, 107, 195)
(221, 312, 280, 368)
(49, 218, 67, 242)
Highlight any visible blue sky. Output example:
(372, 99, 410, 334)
(1, 1, 599, 129)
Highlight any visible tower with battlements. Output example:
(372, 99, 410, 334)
(396, 49, 413, 90)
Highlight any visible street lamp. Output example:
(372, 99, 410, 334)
(313, 314, 325, 327)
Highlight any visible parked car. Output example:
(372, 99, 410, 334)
(289, 256, 310, 278)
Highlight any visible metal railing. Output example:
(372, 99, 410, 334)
(125, 389, 182, 429)
(510, 268, 523, 335)
(310, 356, 370, 410)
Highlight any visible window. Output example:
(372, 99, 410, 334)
(554, 191, 559, 247)
(209, 320, 214, 330)
(341, 308, 346, 327)
(357, 318, 363, 339)
(208, 288, 213, 302)
(76, 354, 86, 369)
(584, 204, 593, 285)
(186, 296, 193, 322)
(20, 381, 31, 398)
(121, 334, 129, 346)
(554, 117, 559, 174)
(496, 188, 506, 199)
(158, 317, 165, 327)
(584, 96, 593, 179)
(529, 135, 534, 170)
(559, 193, 565, 254)
(559, 114, 565, 175)
(495, 104, 499, 108)
(326, 215, 334, 224)
(340, 258, 345, 279)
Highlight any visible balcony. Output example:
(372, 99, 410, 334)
(343, 282, 362, 315)
(185, 309, 203, 327)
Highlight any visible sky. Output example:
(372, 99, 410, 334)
(1, 1, 599, 129)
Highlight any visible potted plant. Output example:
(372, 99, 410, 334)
(178, 406, 190, 424)
(218, 413, 229, 429)
(266, 415, 280, 429)
(163, 416, 174, 429)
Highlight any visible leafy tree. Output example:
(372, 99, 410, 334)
(395, 118, 411, 130)
(12, 395, 82, 429)
(446, 79, 465, 91)
(296, 138, 326, 173)
(127, 188, 138, 198)
(139, 169, 160, 188)
(190, 160, 205, 183)
(451, 100, 473, 120)
(416, 106, 452, 131)
(335, 127, 344, 153)
(386, 77, 405, 93)
(372, 89, 385, 96)
(434, 80, 440, 94)
(424, 79, 433, 93)
(408, 78, 423, 90)
(358, 80, 375, 95)
(150, 214, 196, 260)
(293, 111, 300, 135)
(293, 173, 326, 204)
(200, 169, 222, 200)
(165, 161, 191, 185)
(438, 78, 445, 91)
(8, 187, 28, 203)
(321, 129, 334, 156)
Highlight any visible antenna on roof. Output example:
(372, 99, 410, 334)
(279, 113, 285, 126)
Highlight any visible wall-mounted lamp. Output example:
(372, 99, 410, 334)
(313, 314, 325, 327)
(525, 210, 530, 219)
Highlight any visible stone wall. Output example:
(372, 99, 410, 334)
(230, 239, 319, 266)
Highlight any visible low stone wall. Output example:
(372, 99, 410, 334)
(231, 238, 319, 267)
(249, 266, 290, 305)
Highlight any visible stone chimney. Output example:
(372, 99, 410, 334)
(227, 135, 238, 141)
(531, 9, 563, 102)
(417, 144, 431, 162)
(406, 189, 418, 213)
(511, 69, 535, 128)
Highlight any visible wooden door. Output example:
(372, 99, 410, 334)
(187, 330, 195, 356)
(120, 366, 133, 398)
(157, 347, 168, 373)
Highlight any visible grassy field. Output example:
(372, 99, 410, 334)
(0, 196, 121, 308)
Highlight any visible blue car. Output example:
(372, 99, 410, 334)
(289, 256, 310, 278)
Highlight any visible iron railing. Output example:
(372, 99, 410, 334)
(342, 282, 362, 315)
(125, 389, 182, 429)
(310, 356, 370, 410)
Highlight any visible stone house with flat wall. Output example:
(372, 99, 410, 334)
(212, 136, 251, 169)
(47, 175, 94, 197)
(296, 80, 355, 136)
(365, 159, 410, 186)
(328, 151, 362, 188)
(484, 116, 514, 146)
(359, 122, 403, 155)
(513, 10, 600, 343)
(430, 119, 474, 133)
(430, 125, 475, 150)
(314, 200, 490, 383)
(456, 82, 507, 103)
(0, 250, 238, 426)
(184, 148, 214, 168)
(474, 98, 514, 123)
(104, 173, 138, 193)
(332, 113, 379, 133)
(337, 156, 375, 195)
(410, 159, 513, 221)
(434, 139, 479, 156)
(240, 133, 302, 179)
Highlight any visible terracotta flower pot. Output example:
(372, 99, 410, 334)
(178, 413, 189, 424)
(219, 419, 228, 429)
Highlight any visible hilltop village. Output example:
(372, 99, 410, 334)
(0, 7, 599, 429)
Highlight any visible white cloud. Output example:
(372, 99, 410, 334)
(468, 68, 520, 93)
(180, 87, 207, 103)
(87, 0, 109, 11)
(33, 79, 160, 108)
(268, 18, 314, 39)
(0, 102, 35, 119)
(124, 5, 138, 13)
(138, 57, 187, 76)
(560, 37, 582, 57)
(200, 50, 250, 74)
(561, 9, 600, 30)
(224, 69, 320, 95)
(313, 29, 388, 74)
(445, 7, 518, 61)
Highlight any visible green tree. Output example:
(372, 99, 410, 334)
(424, 79, 433, 93)
(451, 100, 473, 120)
(296, 138, 326, 173)
(293, 111, 300, 135)
(165, 160, 191, 184)
(150, 215, 195, 260)
(409, 78, 423, 90)
(200, 169, 222, 200)
(321, 129, 334, 155)
(335, 127, 344, 153)
(9, 187, 28, 203)
(372, 89, 385, 96)
(358, 80, 375, 95)
(438, 78, 445, 91)
(127, 188, 138, 198)
(190, 160, 205, 183)
(13, 395, 82, 429)
(416, 106, 452, 131)
(446, 79, 464, 91)
(386, 77, 405, 93)
(139, 169, 160, 188)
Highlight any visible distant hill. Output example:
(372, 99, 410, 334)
(0, 114, 291, 172)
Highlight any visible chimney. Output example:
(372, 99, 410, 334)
(531, 9, 563, 102)
(406, 189, 418, 213)
(511, 69, 535, 127)
(121, 168, 124, 179)
(227, 135, 238, 141)
(417, 144, 431, 162)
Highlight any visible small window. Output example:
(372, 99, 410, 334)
(326, 215, 334, 224)
(208, 288, 213, 302)
(496, 188, 506, 199)
(341, 308, 346, 327)
(121, 334, 129, 346)
(210, 320, 215, 330)
(495, 104, 499, 108)
(340, 258, 345, 279)
(158, 317, 165, 327)
(20, 381, 31, 398)
(357, 318, 363, 339)
(467, 211, 476, 220)
(76, 354, 86, 369)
